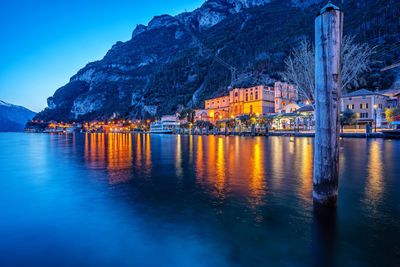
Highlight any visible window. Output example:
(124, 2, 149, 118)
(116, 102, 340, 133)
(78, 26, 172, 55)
(352, 104, 354, 109)
(235, 92, 238, 97)
(366, 103, 369, 109)
(246, 94, 248, 101)
(360, 103, 362, 109)
(250, 93, 253, 101)
(346, 104, 349, 109)
(255, 91, 259, 100)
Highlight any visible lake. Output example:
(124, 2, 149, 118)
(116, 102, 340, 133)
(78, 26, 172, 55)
(0, 133, 399, 266)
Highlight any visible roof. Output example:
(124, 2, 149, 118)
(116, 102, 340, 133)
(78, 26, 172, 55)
(296, 105, 314, 113)
(343, 89, 387, 98)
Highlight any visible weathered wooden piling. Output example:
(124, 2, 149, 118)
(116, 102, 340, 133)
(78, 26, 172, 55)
(313, 3, 343, 209)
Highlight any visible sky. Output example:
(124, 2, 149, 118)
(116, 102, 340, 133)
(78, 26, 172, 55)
(0, 0, 205, 112)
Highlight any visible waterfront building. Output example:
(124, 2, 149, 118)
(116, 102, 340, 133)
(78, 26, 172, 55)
(194, 109, 208, 122)
(278, 102, 301, 114)
(204, 95, 230, 121)
(229, 85, 275, 117)
(295, 105, 315, 130)
(274, 82, 298, 113)
(341, 89, 389, 127)
(204, 85, 277, 121)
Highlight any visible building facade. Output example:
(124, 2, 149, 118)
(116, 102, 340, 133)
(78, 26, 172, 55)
(229, 85, 275, 117)
(341, 89, 389, 126)
(204, 95, 230, 121)
(203, 83, 299, 122)
(274, 82, 298, 113)
(204, 85, 276, 121)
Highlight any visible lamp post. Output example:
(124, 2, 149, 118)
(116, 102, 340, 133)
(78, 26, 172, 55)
(374, 104, 378, 133)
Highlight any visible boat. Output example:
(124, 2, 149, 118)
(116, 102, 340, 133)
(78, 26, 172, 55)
(149, 120, 180, 134)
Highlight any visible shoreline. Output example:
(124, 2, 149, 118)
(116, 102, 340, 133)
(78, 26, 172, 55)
(21, 130, 400, 139)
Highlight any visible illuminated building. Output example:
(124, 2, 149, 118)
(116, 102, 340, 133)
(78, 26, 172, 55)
(204, 95, 230, 121)
(341, 89, 389, 126)
(204, 85, 275, 121)
(274, 82, 299, 113)
(229, 85, 275, 117)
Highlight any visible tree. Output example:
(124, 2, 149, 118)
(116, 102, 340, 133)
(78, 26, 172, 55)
(178, 108, 195, 123)
(340, 109, 357, 132)
(281, 36, 374, 105)
(226, 119, 236, 129)
(385, 108, 400, 124)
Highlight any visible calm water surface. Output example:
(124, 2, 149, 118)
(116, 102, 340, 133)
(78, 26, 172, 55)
(0, 133, 399, 266)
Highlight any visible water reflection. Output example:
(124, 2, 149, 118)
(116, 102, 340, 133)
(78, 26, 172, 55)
(363, 140, 384, 213)
(84, 133, 132, 184)
(3, 133, 398, 267)
(297, 139, 313, 204)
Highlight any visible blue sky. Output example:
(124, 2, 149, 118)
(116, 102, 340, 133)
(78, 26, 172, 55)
(0, 0, 204, 112)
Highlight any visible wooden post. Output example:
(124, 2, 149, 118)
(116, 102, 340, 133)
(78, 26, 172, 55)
(313, 3, 343, 209)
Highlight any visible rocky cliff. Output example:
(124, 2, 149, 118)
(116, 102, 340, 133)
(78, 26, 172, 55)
(35, 0, 400, 122)
(0, 101, 36, 132)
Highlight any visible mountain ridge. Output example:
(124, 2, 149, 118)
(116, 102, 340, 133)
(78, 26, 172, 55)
(0, 100, 36, 132)
(35, 0, 400, 122)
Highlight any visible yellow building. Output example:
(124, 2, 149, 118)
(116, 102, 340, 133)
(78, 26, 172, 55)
(204, 85, 275, 121)
(229, 85, 275, 117)
(204, 95, 230, 121)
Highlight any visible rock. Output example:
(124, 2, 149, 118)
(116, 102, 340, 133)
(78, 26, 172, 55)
(34, 0, 400, 122)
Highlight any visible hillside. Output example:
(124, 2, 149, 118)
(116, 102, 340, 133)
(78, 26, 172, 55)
(34, 0, 400, 122)
(0, 101, 36, 132)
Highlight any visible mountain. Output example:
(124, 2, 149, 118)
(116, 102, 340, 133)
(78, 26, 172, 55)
(0, 101, 36, 132)
(35, 0, 400, 122)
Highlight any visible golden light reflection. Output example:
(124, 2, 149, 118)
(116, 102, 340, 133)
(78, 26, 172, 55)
(194, 136, 268, 211)
(215, 137, 226, 193)
(175, 135, 183, 178)
(248, 138, 266, 207)
(144, 134, 152, 173)
(84, 133, 133, 185)
(135, 134, 142, 169)
(364, 141, 384, 210)
(107, 133, 132, 184)
(297, 139, 313, 203)
(270, 137, 284, 189)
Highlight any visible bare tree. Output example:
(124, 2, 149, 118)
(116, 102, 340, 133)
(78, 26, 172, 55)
(281, 36, 374, 105)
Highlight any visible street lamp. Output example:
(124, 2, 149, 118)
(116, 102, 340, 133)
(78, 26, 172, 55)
(374, 104, 378, 133)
